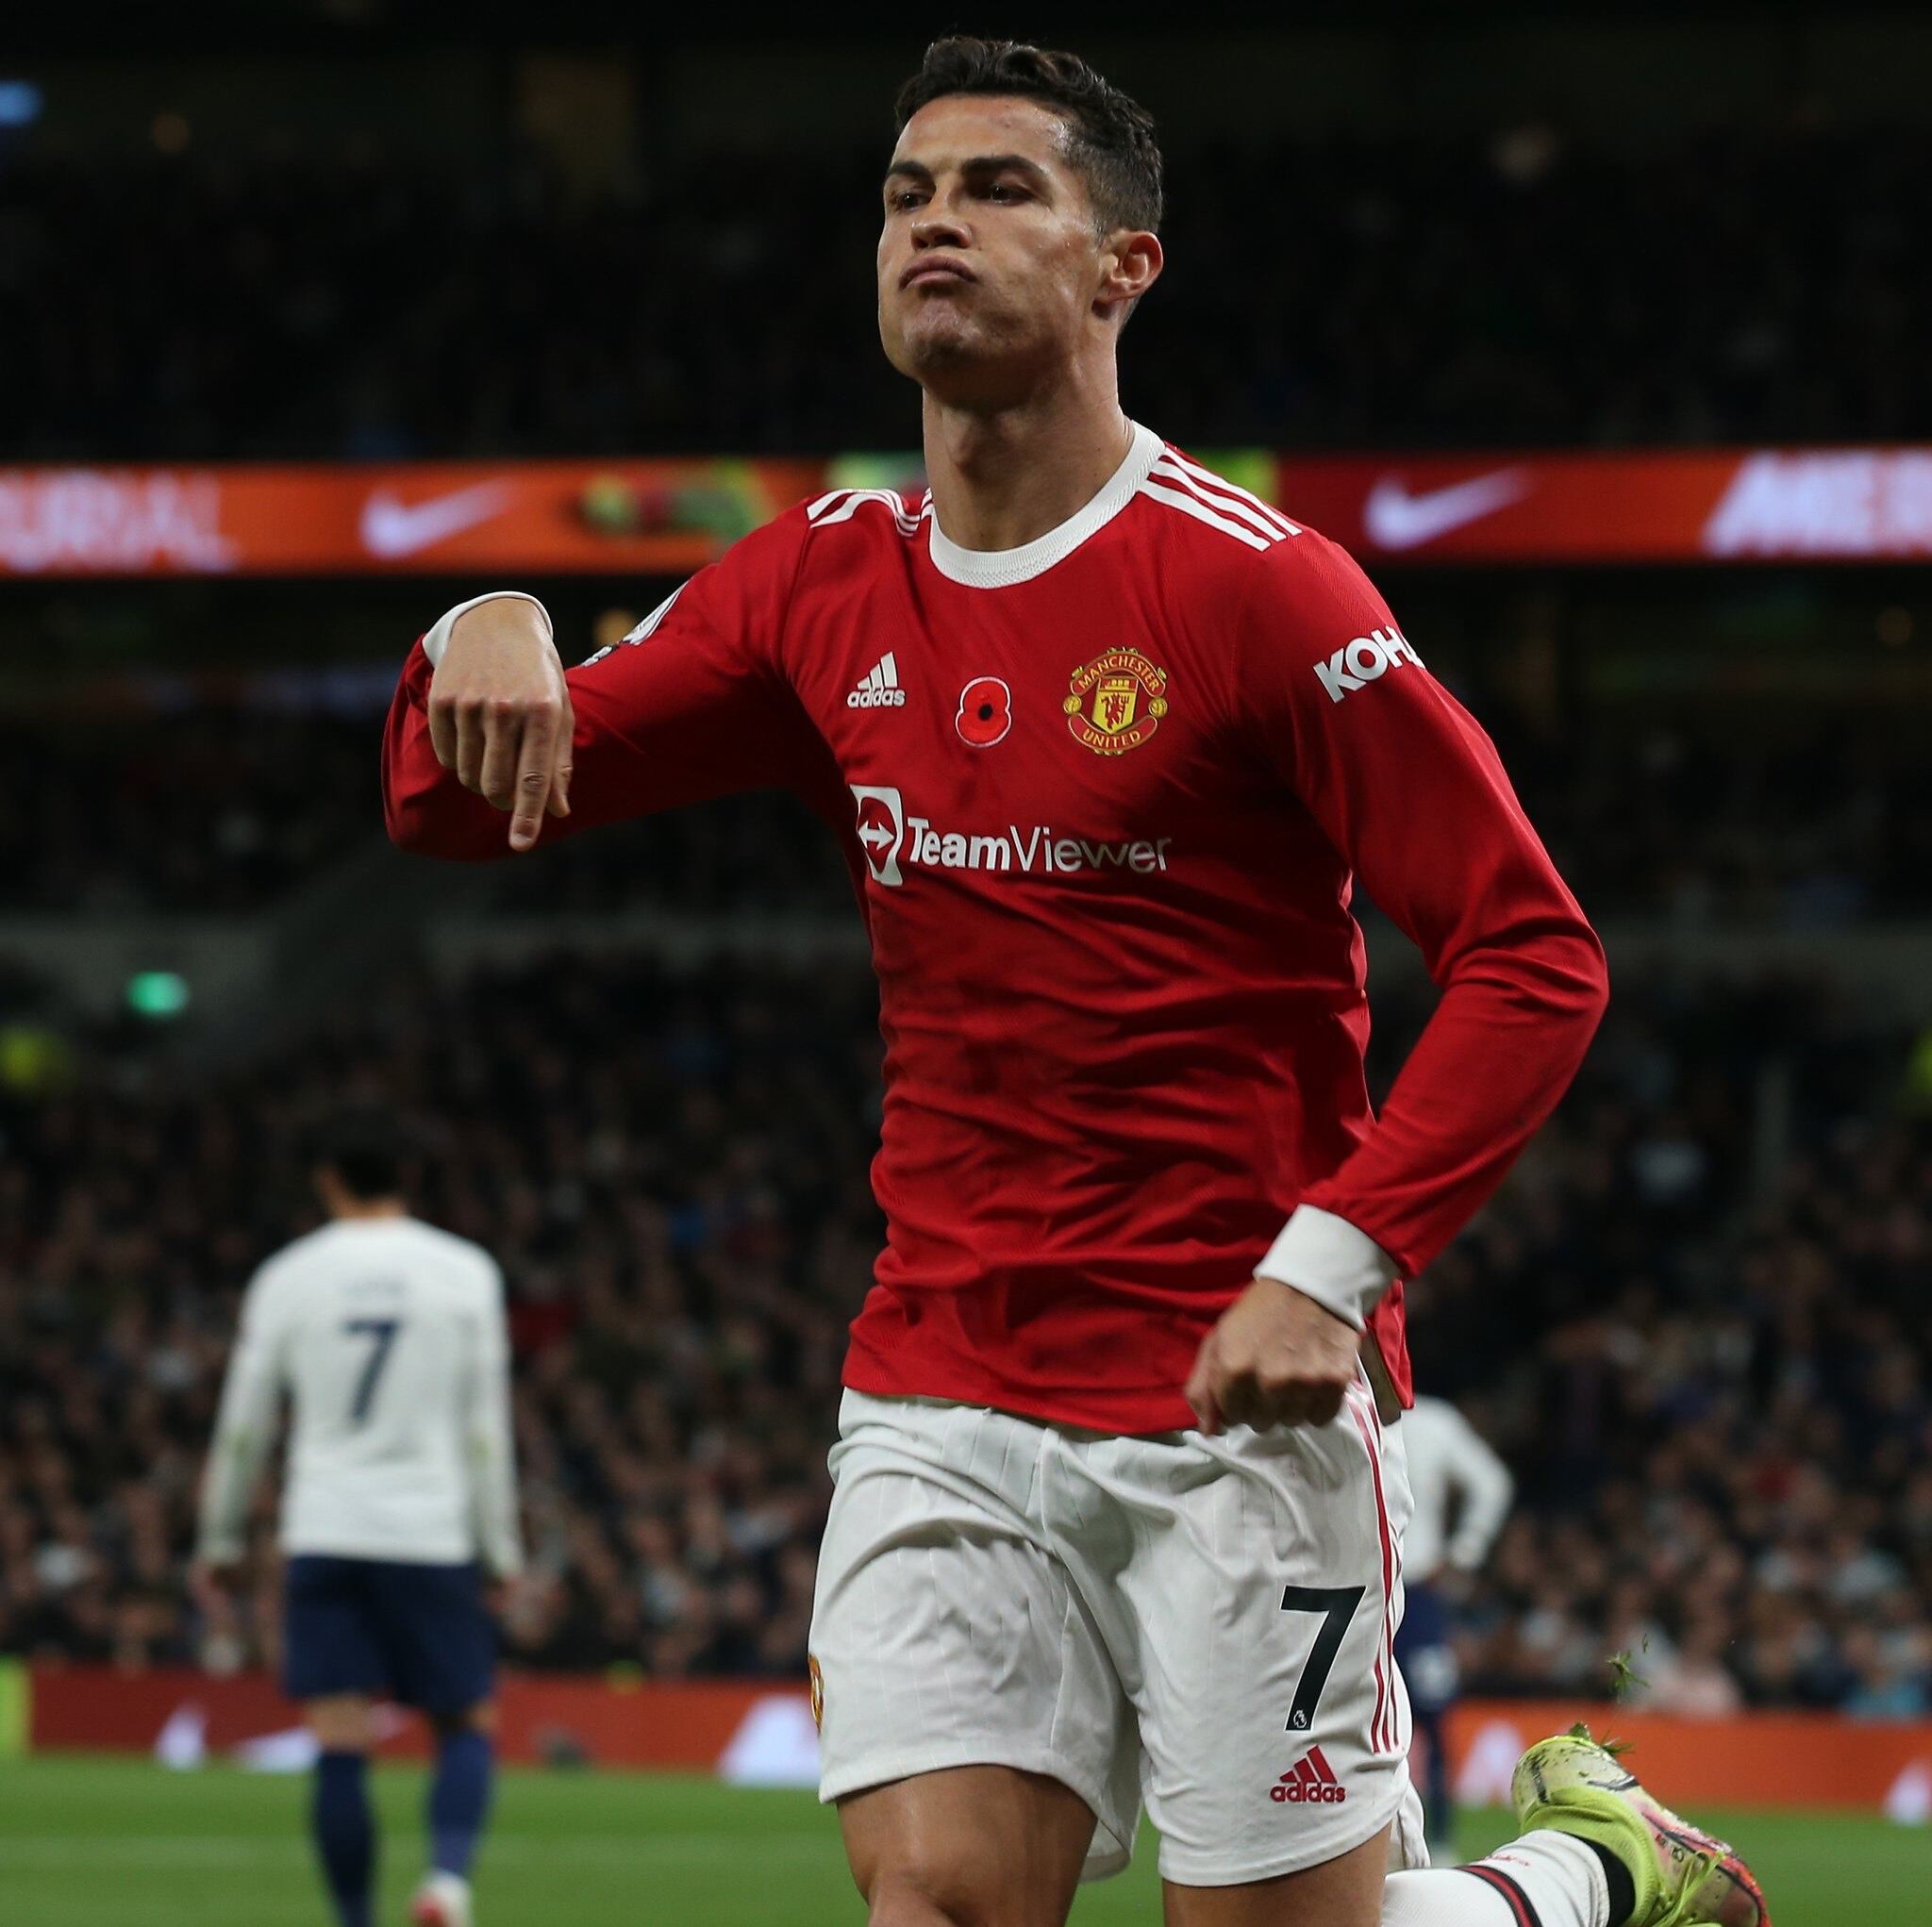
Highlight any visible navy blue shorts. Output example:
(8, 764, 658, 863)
(282, 1555, 493, 1713)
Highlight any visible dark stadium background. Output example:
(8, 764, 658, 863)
(1, 4, 1928, 1913)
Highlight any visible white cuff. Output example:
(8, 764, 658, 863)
(1254, 1204, 1399, 1332)
(421, 591, 555, 667)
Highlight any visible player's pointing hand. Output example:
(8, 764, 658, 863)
(1185, 1277, 1361, 1434)
(426, 599, 575, 852)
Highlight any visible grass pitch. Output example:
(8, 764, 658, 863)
(0, 1754, 1919, 1924)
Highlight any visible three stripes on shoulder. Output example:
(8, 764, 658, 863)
(1139, 453, 1301, 551)
(807, 451, 1301, 554)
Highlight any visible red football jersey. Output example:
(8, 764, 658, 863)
(384, 425, 1607, 1432)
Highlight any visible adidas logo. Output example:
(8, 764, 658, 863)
(1270, 1746, 1347, 1805)
(848, 653, 907, 708)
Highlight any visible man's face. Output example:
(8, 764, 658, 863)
(877, 95, 1126, 406)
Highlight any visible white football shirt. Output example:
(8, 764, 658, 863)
(196, 1215, 522, 1574)
(1399, 1394, 1514, 1584)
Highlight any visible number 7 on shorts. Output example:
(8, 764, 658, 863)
(1279, 1584, 1365, 1733)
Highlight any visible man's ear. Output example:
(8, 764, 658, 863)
(1096, 228, 1163, 322)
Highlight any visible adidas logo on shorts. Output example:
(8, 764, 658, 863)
(848, 653, 907, 708)
(1271, 1745, 1347, 1804)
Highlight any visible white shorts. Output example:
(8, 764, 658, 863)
(810, 1385, 1426, 1887)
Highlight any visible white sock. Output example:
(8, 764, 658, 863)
(1383, 1829, 1610, 1927)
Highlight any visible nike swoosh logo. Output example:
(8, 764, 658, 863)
(359, 480, 515, 558)
(1362, 469, 1529, 550)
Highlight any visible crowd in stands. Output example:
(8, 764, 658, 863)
(1491, 719, 1932, 932)
(0, 714, 376, 916)
(1, 946, 1926, 1715)
(0, 708, 852, 919)
(9, 124, 1929, 459)
(1393, 972, 1932, 1718)
(8, 693, 1926, 925)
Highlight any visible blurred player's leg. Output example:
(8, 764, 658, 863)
(838, 1765, 1094, 1925)
(413, 1705, 495, 1927)
(363, 1560, 499, 1927)
(306, 1696, 377, 1927)
(285, 1559, 388, 1927)
(1391, 1579, 1457, 1853)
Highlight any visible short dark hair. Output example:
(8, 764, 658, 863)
(894, 37, 1162, 237)
(310, 1105, 408, 1201)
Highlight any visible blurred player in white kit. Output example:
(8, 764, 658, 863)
(192, 1109, 522, 1927)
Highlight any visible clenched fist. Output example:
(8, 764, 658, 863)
(1185, 1277, 1361, 1434)
(427, 598, 575, 851)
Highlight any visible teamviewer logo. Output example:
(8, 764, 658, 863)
(851, 785, 906, 888)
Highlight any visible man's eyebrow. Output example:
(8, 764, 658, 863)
(883, 154, 1053, 187)
(960, 153, 1051, 183)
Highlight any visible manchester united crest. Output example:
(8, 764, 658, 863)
(1064, 646, 1169, 755)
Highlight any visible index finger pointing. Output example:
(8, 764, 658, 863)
(508, 705, 558, 853)
(546, 688, 575, 819)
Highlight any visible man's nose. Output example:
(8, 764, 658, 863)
(911, 208, 968, 250)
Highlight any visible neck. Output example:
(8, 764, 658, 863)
(920, 373, 1134, 554)
(333, 1199, 407, 1221)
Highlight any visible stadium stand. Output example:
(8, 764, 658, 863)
(7, 125, 1931, 460)
(0, 715, 376, 915)
(2, 951, 1925, 1713)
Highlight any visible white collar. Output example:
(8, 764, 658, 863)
(924, 422, 1163, 589)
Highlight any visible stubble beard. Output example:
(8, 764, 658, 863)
(891, 301, 1051, 410)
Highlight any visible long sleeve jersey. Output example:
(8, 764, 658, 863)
(384, 424, 1608, 1431)
(197, 1216, 523, 1574)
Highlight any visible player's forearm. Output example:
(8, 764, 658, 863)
(1449, 1449, 1516, 1568)
(475, 1503, 524, 1580)
(1298, 911, 1607, 1287)
(196, 1322, 283, 1559)
(469, 1433, 525, 1578)
(472, 1388, 524, 1578)
(195, 1422, 269, 1561)
(468, 1320, 525, 1578)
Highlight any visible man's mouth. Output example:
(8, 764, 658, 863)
(902, 259, 974, 290)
